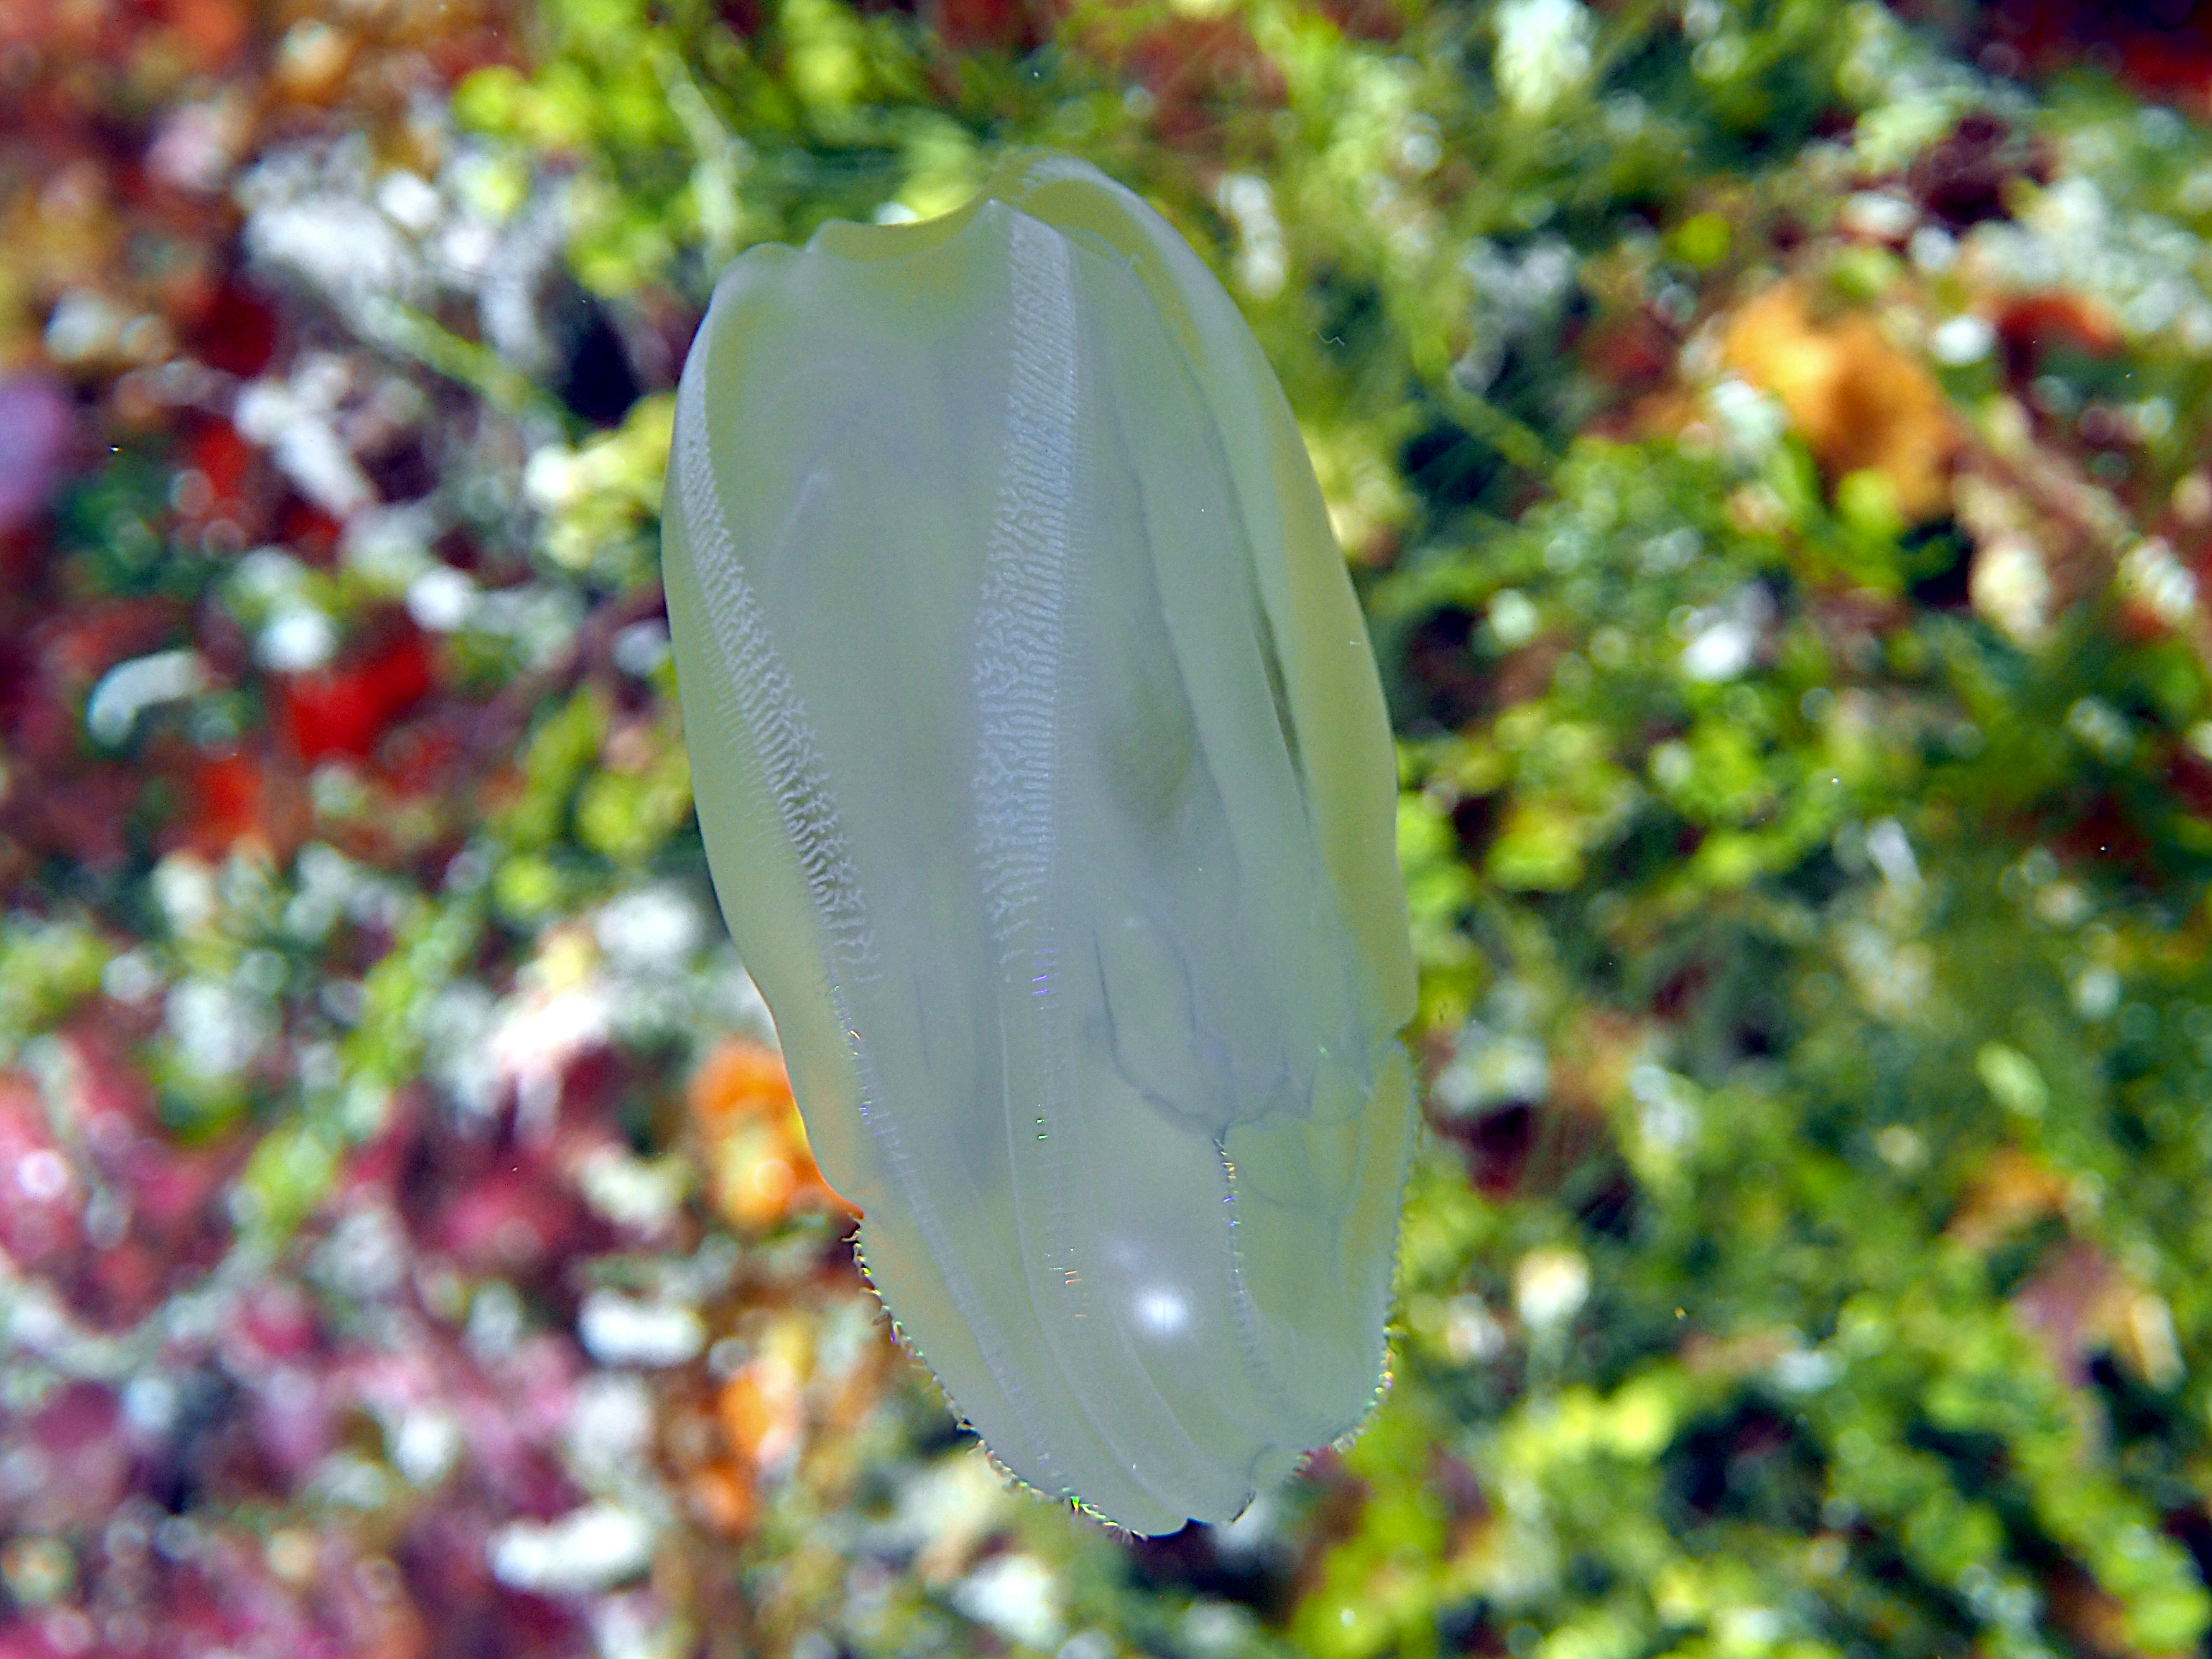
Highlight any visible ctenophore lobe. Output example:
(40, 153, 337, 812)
(661, 152, 1416, 1534)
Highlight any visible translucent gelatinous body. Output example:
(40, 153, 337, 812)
(661, 152, 1415, 1534)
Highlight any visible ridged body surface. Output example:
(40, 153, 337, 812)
(660, 153, 1416, 1534)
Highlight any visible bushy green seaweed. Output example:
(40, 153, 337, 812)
(442, 1, 2212, 1653)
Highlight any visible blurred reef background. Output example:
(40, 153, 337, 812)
(5, 0, 2212, 1655)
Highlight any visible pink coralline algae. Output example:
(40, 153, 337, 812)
(0, 376, 69, 538)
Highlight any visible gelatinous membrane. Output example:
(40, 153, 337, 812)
(662, 151, 1416, 1533)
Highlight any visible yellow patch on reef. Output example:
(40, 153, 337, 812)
(1723, 279, 1959, 522)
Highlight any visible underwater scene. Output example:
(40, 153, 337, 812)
(3, 0, 2212, 1655)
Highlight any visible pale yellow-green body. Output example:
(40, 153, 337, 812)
(661, 152, 1415, 1533)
